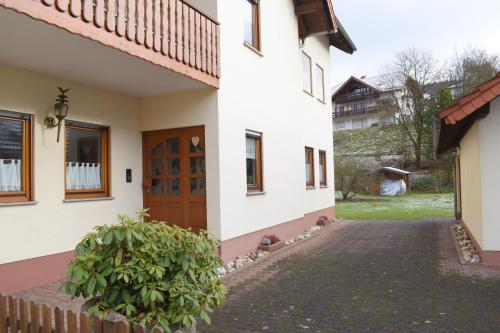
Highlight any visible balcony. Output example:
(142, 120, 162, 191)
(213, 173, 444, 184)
(0, 0, 219, 95)
(333, 106, 380, 119)
(334, 91, 378, 103)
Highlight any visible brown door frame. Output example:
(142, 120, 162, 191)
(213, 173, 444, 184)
(142, 125, 207, 231)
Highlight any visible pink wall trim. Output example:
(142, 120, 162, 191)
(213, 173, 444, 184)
(0, 251, 74, 294)
(461, 220, 500, 267)
(219, 206, 335, 263)
(481, 251, 500, 267)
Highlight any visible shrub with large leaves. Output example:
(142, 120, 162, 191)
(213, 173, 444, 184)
(64, 210, 226, 331)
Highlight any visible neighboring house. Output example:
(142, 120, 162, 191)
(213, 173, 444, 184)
(331, 75, 398, 131)
(0, 0, 355, 293)
(436, 73, 500, 266)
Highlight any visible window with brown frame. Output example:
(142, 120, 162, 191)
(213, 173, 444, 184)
(0, 110, 33, 203)
(302, 52, 313, 94)
(305, 147, 314, 187)
(243, 0, 260, 50)
(319, 150, 327, 186)
(65, 120, 110, 199)
(246, 131, 263, 192)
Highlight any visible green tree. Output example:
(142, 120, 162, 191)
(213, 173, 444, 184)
(449, 48, 499, 96)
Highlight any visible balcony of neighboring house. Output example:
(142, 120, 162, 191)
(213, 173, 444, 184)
(333, 105, 380, 119)
(333, 91, 378, 103)
(0, 0, 220, 96)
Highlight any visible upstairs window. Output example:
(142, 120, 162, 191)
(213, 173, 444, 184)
(319, 150, 327, 186)
(0, 110, 32, 203)
(305, 147, 314, 187)
(65, 121, 110, 199)
(244, 0, 260, 50)
(246, 131, 263, 192)
(302, 52, 312, 94)
(315, 64, 325, 102)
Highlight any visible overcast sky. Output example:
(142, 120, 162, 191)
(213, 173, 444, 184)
(329, 0, 500, 87)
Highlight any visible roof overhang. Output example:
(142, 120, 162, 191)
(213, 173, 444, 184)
(331, 76, 381, 100)
(293, 0, 356, 54)
(380, 167, 410, 176)
(435, 73, 500, 154)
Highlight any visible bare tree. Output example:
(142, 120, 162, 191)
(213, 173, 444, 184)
(334, 156, 368, 200)
(383, 48, 443, 169)
(448, 47, 499, 96)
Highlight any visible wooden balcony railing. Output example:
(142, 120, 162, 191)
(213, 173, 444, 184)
(1, 0, 220, 87)
(334, 91, 378, 103)
(333, 106, 380, 119)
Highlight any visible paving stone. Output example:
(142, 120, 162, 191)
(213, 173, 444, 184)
(12, 220, 500, 333)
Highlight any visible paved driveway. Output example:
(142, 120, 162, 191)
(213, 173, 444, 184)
(200, 220, 500, 333)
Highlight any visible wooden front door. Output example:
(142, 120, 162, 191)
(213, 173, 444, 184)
(143, 126, 206, 232)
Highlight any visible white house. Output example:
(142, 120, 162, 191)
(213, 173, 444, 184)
(331, 75, 398, 131)
(0, 0, 355, 293)
(436, 73, 500, 266)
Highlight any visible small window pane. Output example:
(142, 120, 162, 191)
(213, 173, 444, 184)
(0, 118, 23, 192)
(167, 179, 181, 195)
(190, 138, 204, 153)
(167, 158, 180, 175)
(305, 148, 314, 186)
(316, 65, 325, 101)
(243, 0, 254, 46)
(66, 127, 103, 190)
(152, 179, 165, 195)
(303, 53, 312, 93)
(151, 143, 163, 156)
(246, 136, 257, 186)
(319, 151, 326, 185)
(166, 138, 180, 154)
(190, 157, 205, 174)
(151, 159, 163, 176)
(190, 178, 206, 195)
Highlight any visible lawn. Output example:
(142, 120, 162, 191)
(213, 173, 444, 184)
(335, 192, 455, 220)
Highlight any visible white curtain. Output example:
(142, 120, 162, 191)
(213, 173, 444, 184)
(66, 162, 101, 190)
(305, 163, 311, 182)
(246, 137, 256, 159)
(0, 159, 21, 192)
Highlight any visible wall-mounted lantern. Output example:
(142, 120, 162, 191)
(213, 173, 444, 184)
(44, 87, 70, 142)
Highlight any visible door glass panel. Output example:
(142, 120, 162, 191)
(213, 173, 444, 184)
(151, 159, 163, 176)
(167, 158, 180, 175)
(167, 179, 181, 195)
(190, 178, 206, 195)
(190, 157, 205, 174)
(151, 179, 165, 195)
(151, 143, 163, 156)
(166, 138, 180, 155)
(189, 138, 204, 153)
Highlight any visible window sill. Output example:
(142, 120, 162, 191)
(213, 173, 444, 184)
(306, 186, 316, 190)
(243, 42, 263, 57)
(320, 185, 328, 189)
(63, 196, 115, 203)
(247, 191, 266, 196)
(0, 200, 38, 207)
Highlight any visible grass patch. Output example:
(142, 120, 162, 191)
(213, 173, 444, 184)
(335, 192, 454, 220)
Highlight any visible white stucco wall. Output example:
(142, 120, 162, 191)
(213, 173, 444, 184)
(0, 64, 143, 264)
(216, 0, 335, 241)
(459, 122, 483, 248)
(139, 89, 221, 239)
(478, 97, 500, 251)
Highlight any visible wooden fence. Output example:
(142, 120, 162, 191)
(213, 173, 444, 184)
(0, 295, 165, 333)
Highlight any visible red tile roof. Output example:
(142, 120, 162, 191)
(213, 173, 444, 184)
(438, 72, 500, 125)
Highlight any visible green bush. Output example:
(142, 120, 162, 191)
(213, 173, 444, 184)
(64, 210, 226, 332)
